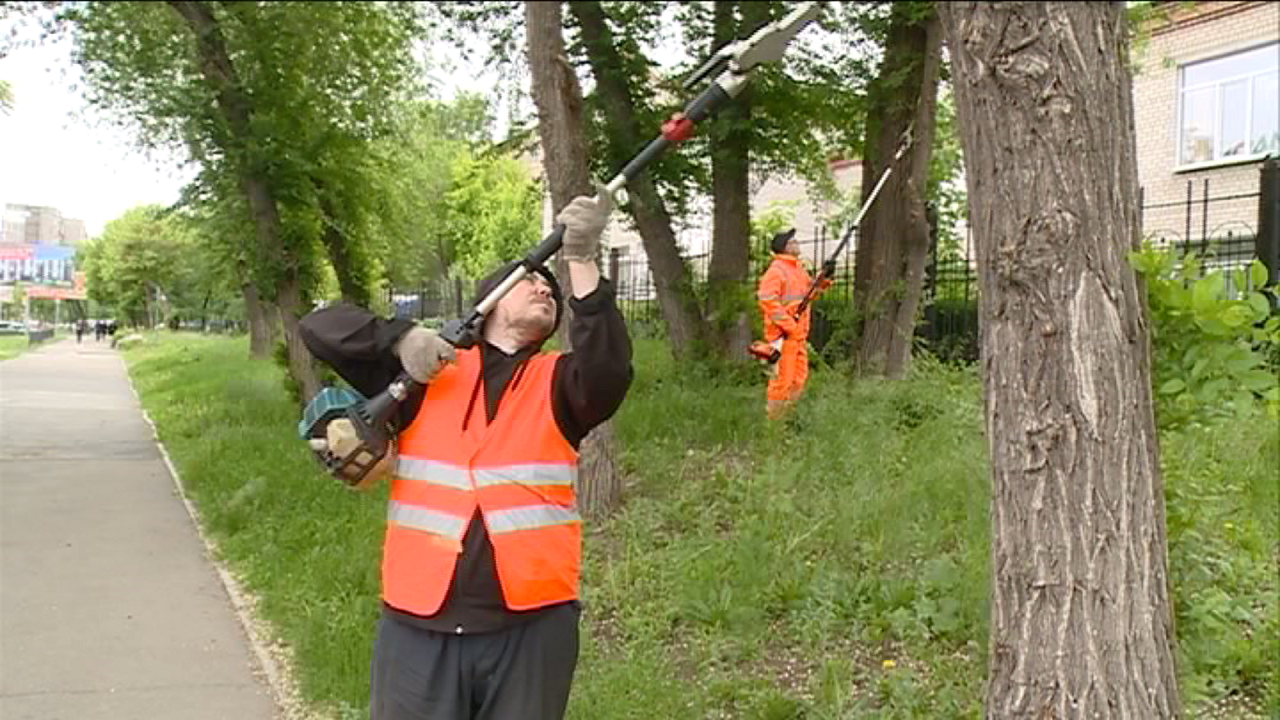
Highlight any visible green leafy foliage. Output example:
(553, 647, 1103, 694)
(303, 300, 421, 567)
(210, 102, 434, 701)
(443, 151, 543, 280)
(930, 88, 968, 263)
(80, 205, 213, 327)
(436, 1, 883, 229)
(62, 1, 426, 307)
(750, 201, 799, 270)
(1130, 243, 1280, 429)
(1162, 410, 1280, 715)
(367, 94, 492, 288)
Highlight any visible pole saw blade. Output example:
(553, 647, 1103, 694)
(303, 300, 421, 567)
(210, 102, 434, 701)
(731, 2, 824, 74)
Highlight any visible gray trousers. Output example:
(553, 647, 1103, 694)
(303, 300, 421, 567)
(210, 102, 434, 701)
(369, 603, 580, 720)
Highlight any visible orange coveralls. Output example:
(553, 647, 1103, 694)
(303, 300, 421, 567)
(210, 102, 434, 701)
(756, 253, 831, 419)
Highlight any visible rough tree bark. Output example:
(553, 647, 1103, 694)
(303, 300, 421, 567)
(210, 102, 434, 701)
(940, 3, 1181, 718)
(169, 0, 318, 400)
(853, 2, 942, 379)
(241, 281, 275, 356)
(526, 0, 621, 520)
(706, 0, 771, 361)
(568, 0, 709, 360)
(313, 178, 372, 308)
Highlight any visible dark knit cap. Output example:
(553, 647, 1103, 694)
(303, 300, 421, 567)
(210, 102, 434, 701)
(771, 228, 797, 254)
(472, 260, 564, 338)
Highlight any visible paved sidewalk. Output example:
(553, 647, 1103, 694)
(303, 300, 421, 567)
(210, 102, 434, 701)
(1, 338, 278, 719)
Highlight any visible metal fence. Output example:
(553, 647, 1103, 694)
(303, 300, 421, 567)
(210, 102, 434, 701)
(603, 178, 1269, 364)
(605, 224, 980, 362)
(1139, 177, 1265, 298)
(386, 275, 471, 328)
(388, 164, 1276, 365)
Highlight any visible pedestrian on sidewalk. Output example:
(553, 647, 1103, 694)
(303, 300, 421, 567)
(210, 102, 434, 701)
(300, 187, 633, 720)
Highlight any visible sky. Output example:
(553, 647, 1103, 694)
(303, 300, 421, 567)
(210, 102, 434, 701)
(0, 22, 503, 239)
(0, 32, 196, 238)
(0, 8, 708, 241)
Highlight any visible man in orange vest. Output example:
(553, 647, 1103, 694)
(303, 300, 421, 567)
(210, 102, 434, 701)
(300, 187, 631, 720)
(756, 228, 834, 420)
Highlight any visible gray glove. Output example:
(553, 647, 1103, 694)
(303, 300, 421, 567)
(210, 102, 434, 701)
(395, 326, 456, 384)
(556, 182, 614, 262)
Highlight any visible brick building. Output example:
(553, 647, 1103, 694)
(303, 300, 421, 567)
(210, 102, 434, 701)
(1131, 1, 1279, 243)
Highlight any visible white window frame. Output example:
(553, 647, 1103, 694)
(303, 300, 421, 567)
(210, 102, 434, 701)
(1174, 41, 1279, 173)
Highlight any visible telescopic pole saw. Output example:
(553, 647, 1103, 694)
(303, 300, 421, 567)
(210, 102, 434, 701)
(749, 124, 913, 365)
(300, 2, 826, 487)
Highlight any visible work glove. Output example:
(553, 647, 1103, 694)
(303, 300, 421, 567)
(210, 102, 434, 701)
(822, 258, 837, 279)
(395, 326, 456, 385)
(557, 182, 614, 262)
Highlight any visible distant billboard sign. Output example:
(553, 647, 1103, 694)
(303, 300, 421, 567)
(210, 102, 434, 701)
(25, 284, 87, 300)
(0, 245, 78, 287)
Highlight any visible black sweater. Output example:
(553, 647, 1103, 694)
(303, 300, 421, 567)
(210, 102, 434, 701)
(298, 279, 633, 634)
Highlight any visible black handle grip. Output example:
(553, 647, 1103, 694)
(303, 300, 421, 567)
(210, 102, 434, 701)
(439, 313, 483, 349)
(526, 224, 566, 268)
(620, 137, 670, 185)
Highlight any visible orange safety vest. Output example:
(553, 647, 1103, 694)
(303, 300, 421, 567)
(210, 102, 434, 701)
(757, 254, 820, 341)
(382, 347, 580, 616)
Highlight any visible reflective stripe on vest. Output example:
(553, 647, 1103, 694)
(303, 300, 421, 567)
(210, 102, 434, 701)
(486, 504, 581, 535)
(387, 501, 469, 538)
(759, 290, 808, 303)
(474, 464, 577, 489)
(395, 457, 472, 491)
(380, 349, 581, 616)
(761, 257, 816, 335)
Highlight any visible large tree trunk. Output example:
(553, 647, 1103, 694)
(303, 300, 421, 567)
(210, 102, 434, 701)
(241, 281, 275, 356)
(568, 0, 708, 360)
(526, 0, 620, 520)
(314, 177, 371, 307)
(199, 290, 211, 332)
(242, 168, 318, 402)
(275, 275, 320, 402)
(171, 0, 318, 400)
(940, 3, 1181, 718)
(705, 0, 770, 361)
(853, 2, 942, 379)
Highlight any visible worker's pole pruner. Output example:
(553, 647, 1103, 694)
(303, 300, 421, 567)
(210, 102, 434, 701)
(748, 123, 914, 365)
(440, 1, 824, 350)
(300, 2, 825, 487)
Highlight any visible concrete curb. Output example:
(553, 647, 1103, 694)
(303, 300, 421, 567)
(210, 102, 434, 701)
(121, 352, 313, 720)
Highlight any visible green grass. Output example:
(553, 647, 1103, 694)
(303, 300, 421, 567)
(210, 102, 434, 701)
(0, 330, 69, 361)
(122, 333, 387, 718)
(121, 332, 1278, 719)
(0, 335, 30, 361)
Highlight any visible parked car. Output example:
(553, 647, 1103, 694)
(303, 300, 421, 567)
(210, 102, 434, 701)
(0, 320, 27, 336)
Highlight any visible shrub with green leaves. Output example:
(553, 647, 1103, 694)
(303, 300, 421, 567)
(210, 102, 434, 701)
(1129, 244, 1280, 429)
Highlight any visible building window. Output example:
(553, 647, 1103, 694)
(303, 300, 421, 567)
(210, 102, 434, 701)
(1178, 42, 1279, 166)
